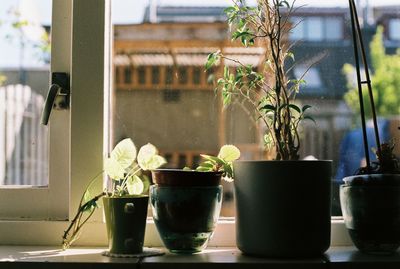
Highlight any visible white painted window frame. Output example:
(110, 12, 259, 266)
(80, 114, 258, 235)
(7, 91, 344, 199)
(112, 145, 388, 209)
(0, 0, 352, 248)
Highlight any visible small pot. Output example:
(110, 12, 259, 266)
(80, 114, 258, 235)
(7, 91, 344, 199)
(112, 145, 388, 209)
(340, 174, 400, 255)
(150, 169, 223, 253)
(103, 195, 149, 255)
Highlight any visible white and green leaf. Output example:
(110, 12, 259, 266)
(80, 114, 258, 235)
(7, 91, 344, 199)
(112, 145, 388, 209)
(137, 143, 166, 170)
(104, 157, 125, 180)
(126, 175, 144, 195)
(110, 138, 137, 169)
(217, 145, 241, 162)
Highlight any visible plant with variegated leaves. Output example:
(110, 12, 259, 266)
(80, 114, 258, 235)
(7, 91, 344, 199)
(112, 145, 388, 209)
(62, 138, 166, 249)
(195, 145, 241, 182)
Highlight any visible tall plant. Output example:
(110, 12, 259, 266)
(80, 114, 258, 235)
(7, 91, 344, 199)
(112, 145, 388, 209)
(206, 0, 313, 161)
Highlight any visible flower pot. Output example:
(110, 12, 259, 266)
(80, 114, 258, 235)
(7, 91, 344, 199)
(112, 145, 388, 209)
(150, 169, 223, 253)
(233, 160, 332, 258)
(340, 174, 400, 255)
(103, 195, 149, 255)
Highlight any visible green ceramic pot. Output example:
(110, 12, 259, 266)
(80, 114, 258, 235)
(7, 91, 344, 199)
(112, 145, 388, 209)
(103, 195, 149, 255)
(340, 174, 400, 255)
(233, 160, 332, 258)
(150, 169, 223, 253)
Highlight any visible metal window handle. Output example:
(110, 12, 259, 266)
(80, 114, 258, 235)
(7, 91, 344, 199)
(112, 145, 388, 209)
(41, 72, 70, 125)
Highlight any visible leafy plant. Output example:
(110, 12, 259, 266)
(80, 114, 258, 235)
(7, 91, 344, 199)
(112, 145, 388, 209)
(62, 138, 166, 249)
(356, 141, 400, 175)
(196, 145, 241, 182)
(205, 0, 313, 161)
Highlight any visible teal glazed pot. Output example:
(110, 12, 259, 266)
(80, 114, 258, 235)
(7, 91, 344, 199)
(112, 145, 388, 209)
(103, 195, 149, 255)
(150, 169, 223, 253)
(340, 174, 400, 255)
(233, 160, 332, 258)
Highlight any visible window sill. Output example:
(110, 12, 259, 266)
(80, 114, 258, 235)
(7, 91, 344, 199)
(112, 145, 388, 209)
(0, 246, 398, 269)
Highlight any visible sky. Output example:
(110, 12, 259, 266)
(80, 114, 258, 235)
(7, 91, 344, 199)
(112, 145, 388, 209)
(0, 0, 399, 68)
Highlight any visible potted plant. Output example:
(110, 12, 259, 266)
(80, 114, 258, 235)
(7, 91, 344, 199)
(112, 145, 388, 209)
(339, 0, 400, 255)
(62, 138, 166, 256)
(150, 145, 240, 254)
(205, 0, 332, 257)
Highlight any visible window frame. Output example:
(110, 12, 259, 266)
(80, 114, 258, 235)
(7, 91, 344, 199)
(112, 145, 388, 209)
(0, 0, 352, 248)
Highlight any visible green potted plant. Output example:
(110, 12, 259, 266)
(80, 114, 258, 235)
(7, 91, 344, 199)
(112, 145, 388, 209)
(150, 145, 240, 254)
(339, 0, 400, 255)
(62, 138, 166, 256)
(205, 0, 332, 257)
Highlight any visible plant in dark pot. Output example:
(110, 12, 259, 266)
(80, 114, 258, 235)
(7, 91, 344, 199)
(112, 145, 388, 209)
(62, 138, 166, 256)
(150, 145, 240, 254)
(339, 0, 400, 255)
(205, 0, 332, 258)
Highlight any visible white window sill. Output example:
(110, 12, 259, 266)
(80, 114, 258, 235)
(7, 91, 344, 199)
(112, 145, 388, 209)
(0, 246, 398, 269)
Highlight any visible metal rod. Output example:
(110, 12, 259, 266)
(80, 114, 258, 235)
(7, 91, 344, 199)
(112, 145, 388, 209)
(349, 0, 371, 172)
(350, 0, 382, 157)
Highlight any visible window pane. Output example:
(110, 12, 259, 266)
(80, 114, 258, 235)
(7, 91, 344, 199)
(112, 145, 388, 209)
(289, 16, 304, 41)
(112, 1, 400, 219)
(325, 17, 343, 41)
(307, 17, 323, 41)
(389, 18, 400, 41)
(0, 0, 51, 186)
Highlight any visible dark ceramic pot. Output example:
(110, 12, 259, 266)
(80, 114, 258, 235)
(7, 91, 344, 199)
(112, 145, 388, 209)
(103, 195, 149, 255)
(150, 169, 223, 253)
(340, 174, 400, 255)
(233, 160, 332, 258)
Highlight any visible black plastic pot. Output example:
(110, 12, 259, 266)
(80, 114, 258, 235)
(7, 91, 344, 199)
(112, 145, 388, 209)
(340, 174, 400, 255)
(150, 169, 223, 253)
(103, 195, 149, 255)
(233, 160, 332, 258)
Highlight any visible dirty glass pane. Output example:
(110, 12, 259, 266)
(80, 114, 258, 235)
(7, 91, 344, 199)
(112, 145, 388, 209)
(112, 0, 400, 218)
(0, 0, 51, 186)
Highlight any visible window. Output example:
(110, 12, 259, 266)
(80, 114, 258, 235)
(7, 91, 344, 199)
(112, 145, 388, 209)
(0, 0, 108, 244)
(289, 16, 344, 41)
(1, 0, 398, 248)
(389, 18, 400, 41)
(124, 66, 132, 84)
(307, 17, 324, 41)
(325, 17, 343, 41)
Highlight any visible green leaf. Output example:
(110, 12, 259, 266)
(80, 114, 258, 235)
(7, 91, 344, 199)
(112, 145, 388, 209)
(137, 143, 167, 170)
(198, 162, 214, 169)
(110, 138, 137, 169)
(303, 115, 317, 125)
(83, 190, 92, 204)
(286, 52, 295, 61)
(222, 163, 233, 177)
(261, 104, 276, 111)
(126, 175, 144, 195)
(104, 157, 125, 180)
(183, 166, 193, 171)
(223, 6, 236, 14)
(217, 145, 241, 162)
(200, 154, 225, 166)
(280, 0, 290, 8)
(302, 105, 312, 112)
(196, 166, 212, 172)
(205, 52, 220, 70)
(288, 104, 301, 113)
